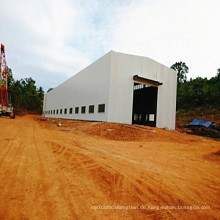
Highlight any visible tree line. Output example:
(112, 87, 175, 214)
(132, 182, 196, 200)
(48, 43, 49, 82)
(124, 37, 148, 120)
(7, 67, 44, 113)
(171, 63, 220, 111)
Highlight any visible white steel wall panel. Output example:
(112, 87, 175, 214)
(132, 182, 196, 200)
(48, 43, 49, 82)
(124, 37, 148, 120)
(107, 51, 177, 130)
(43, 51, 111, 121)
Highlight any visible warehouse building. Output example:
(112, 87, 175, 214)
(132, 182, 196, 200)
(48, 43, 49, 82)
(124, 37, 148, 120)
(43, 51, 177, 130)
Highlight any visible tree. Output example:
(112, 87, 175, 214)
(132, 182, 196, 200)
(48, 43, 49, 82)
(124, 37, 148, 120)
(47, 88, 53, 93)
(10, 80, 23, 110)
(7, 67, 14, 89)
(8, 72, 45, 113)
(217, 68, 220, 78)
(176, 73, 220, 110)
(171, 62, 189, 85)
(37, 87, 44, 112)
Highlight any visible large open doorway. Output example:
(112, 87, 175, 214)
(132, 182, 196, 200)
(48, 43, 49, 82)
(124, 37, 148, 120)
(132, 82, 158, 127)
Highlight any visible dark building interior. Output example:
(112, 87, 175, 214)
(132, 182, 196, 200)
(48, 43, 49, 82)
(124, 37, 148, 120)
(132, 82, 158, 127)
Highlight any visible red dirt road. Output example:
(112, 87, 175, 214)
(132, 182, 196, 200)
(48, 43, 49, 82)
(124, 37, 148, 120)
(0, 115, 219, 219)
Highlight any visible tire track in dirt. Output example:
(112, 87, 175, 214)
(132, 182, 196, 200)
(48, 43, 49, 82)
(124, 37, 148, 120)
(46, 139, 160, 219)
(46, 140, 136, 219)
(46, 136, 113, 218)
(0, 120, 23, 168)
(0, 119, 28, 219)
(47, 138, 196, 219)
(32, 120, 79, 219)
(21, 122, 55, 219)
(10, 124, 36, 219)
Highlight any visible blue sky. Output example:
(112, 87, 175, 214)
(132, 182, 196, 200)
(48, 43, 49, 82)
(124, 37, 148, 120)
(1, 0, 220, 92)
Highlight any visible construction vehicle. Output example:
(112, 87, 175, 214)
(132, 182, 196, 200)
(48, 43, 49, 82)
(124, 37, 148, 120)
(0, 44, 15, 119)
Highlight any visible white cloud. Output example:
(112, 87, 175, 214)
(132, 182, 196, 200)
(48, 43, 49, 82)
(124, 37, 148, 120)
(0, 0, 220, 91)
(109, 0, 220, 79)
(0, 0, 92, 90)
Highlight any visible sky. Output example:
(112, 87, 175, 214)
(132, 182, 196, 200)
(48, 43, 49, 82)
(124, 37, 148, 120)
(0, 0, 220, 92)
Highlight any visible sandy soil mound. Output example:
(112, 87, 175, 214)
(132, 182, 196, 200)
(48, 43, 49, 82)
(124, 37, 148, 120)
(86, 122, 204, 143)
(86, 123, 155, 141)
(36, 117, 208, 143)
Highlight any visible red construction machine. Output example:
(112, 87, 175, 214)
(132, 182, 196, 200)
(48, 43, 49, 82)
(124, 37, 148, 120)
(0, 44, 15, 118)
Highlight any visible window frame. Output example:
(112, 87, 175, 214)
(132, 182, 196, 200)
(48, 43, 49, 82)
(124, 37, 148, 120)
(75, 107, 79, 114)
(89, 105, 94, 113)
(98, 104, 105, 113)
(81, 106, 86, 114)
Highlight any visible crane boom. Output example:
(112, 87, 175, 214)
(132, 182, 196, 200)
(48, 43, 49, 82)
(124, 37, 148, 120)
(0, 44, 8, 108)
(0, 44, 15, 118)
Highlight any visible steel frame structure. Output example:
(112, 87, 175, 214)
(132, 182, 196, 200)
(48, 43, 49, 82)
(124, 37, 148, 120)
(0, 44, 8, 108)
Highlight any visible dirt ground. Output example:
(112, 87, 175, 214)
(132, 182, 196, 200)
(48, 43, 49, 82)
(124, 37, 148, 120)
(0, 115, 219, 220)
